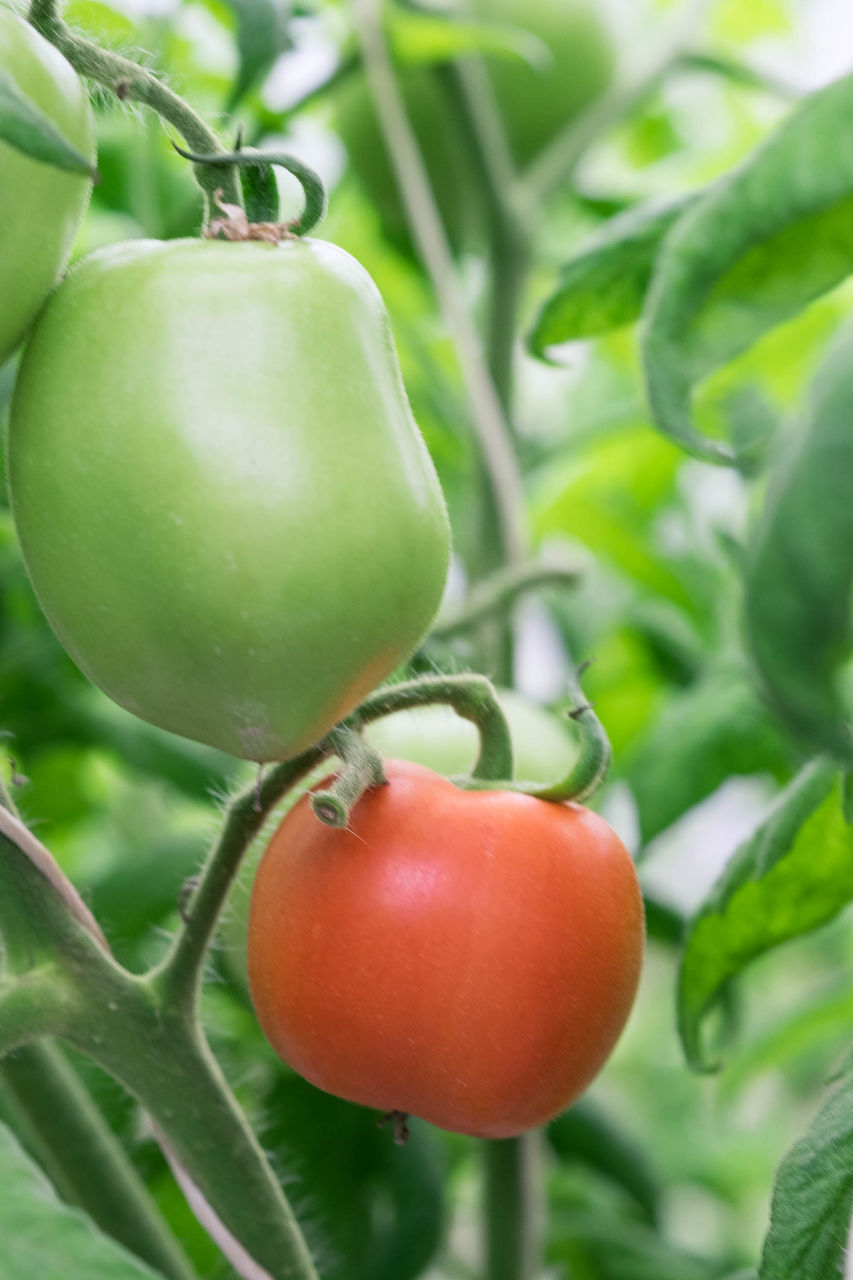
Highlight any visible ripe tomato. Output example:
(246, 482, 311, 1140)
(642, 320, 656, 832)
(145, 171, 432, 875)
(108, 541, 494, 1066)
(248, 760, 644, 1138)
(364, 688, 576, 784)
(8, 238, 450, 761)
(336, 0, 613, 252)
(0, 10, 95, 365)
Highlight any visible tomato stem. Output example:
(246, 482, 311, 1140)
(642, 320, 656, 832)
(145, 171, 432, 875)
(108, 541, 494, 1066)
(27, 1, 242, 218)
(355, 673, 515, 782)
(173, 143, 328, 236)
(349, 0, 527, 577)
(430, 559, 583, 643)
(525, 662, 611, 803)
(311, 727, 387, 828)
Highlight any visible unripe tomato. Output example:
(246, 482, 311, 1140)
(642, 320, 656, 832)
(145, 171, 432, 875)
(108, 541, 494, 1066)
(365, 688, 576, 783)
(9, 238, 450, 761)
(0, 10, 95, 364)
(248, 760, 644, 1138)
(336, 0, 613, 252)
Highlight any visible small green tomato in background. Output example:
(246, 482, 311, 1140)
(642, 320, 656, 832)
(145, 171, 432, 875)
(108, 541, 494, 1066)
(0, 10, 95, 364)
(336, 0, 613, 253)
(365, 687, 576, 782)
(8, 237, 450, 761)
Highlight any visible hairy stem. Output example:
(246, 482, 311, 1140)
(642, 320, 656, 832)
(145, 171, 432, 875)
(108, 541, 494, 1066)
(156, 747, 327, 1013)
(28, 0, 240, 213)
(0, 1042, 196, 1280)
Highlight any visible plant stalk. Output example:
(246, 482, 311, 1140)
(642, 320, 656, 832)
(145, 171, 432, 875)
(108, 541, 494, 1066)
(28, 0, 240, 213)
(0, 1041, 196, 1280)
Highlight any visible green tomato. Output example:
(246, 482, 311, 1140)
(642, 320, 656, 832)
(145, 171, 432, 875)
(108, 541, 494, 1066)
(0, 10, 95, 364)
(336, 0, 613, 252)
(9, 237, 451, 761)
(365, 688, 576, 783)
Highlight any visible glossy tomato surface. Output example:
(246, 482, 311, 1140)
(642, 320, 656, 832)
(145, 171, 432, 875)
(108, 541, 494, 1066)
(9, 238, 450, 760)
(248, 760, 644, 1138)
(0, 10, 95, 364)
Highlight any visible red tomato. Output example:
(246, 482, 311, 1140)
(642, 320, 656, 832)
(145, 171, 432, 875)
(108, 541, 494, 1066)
(248, 760, 644, 1138)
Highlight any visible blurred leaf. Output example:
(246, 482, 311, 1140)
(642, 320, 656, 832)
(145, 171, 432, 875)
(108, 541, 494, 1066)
(678, 762, 853, 1070)
(676, 51, 798, 100)
(532, 425, 690, 607)
(529, 194, 698, 353)
(642, 72, 853, 466)
(261, 1074, 445, 1280)
(0, 1122, 161, 1278)
(760, 1070, 853, 1280)
(744, 332, 853, 763)
(0, 69, 95, 174)
(548, 1100, 660, 1224)
(224, 0, 292, 110)
(548, 1208, 719, 1279)
(628, 663, 789, 846)
(387, 8, 547, 67)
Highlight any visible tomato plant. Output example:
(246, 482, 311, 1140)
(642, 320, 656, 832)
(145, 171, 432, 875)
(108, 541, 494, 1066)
(364, 687, 576, 782)
(0, 9, 94, 364)
(247, 759, 644, 1139)
(336, 0, 612, 251)
(8, 236, 450, 761)
(3, 4, 853, 1280)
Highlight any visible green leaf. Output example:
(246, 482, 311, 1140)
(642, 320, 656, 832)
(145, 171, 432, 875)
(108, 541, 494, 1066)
(642, 71, 853, 466)
(0, 68, 95, 175)
(387, 9, 547, 68)
(260, 1074, 445, 1280)
(678, 762, 853, 1070)
(548, 1100, 660, 1224)
(0, 1121, 161, 1278)
(224, 0, 292, 111)
(529, 194, 698, 354)
(744, 331, 853, 763)
(628, 663, 788, 846)
(760, 1071, 853, 1280)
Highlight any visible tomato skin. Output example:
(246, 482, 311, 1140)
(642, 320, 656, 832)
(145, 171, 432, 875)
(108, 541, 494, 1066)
(8, 238, 450, 761)
(0, 10, 95, 364)
(248, 760, 644, 1138)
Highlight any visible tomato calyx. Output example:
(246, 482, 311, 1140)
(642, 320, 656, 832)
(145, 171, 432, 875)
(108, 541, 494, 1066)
(307, 666, 612, 832)
(172, 142, 327, 236)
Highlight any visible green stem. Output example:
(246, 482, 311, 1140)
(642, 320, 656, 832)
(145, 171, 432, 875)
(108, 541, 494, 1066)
(0, 1042, 196, 1280)
(528, 662, 611, 802)
(156, 746, 327, 1014)
(356, 674, 514, 782)
(437, 61, 528, 417)
(28, 0, 240, 214)
(0, 790, 319, 1279)
(62, 981, 319, 1280)
(430, 561, 582, 642)
(349, 0, 526, 571)
(484, 1135, 537, 1280)
(311, 727, 386, 828)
